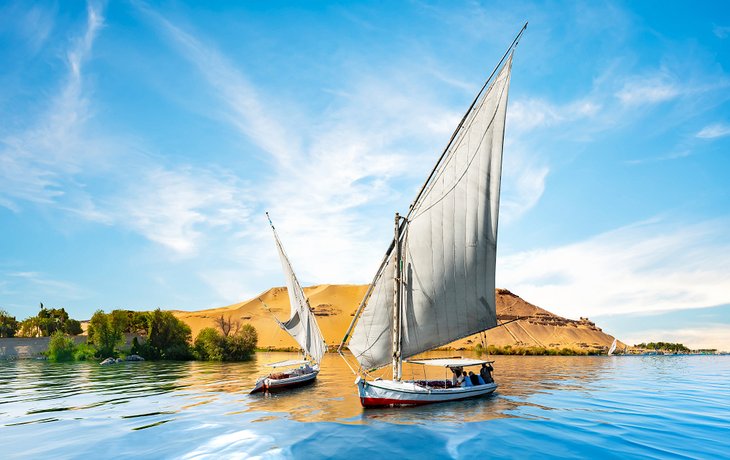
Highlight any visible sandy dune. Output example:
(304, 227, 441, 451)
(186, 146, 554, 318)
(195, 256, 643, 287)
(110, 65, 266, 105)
(172, 285, 622, 353)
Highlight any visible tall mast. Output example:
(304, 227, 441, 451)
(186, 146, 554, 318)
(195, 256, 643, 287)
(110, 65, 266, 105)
(391, 212, 403, 380)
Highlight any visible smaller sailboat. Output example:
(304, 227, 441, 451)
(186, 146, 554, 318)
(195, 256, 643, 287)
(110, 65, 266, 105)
(250, 213, 328, 394)
(608, 338, 617, 356)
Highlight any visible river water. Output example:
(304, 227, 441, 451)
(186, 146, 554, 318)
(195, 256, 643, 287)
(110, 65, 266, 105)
(2, 352, 729, 459)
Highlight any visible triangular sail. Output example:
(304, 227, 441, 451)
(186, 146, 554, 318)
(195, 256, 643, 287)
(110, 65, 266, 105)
(347, 53, 514, 371)
(268, 215, 327, 363)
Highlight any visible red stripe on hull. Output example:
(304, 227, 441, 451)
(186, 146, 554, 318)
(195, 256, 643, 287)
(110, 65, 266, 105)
(360, 397, 433, 408)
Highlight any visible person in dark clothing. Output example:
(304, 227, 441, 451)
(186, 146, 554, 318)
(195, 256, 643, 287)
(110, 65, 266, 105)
(469, 371, 480, 386)
(480, 363, 494, 383)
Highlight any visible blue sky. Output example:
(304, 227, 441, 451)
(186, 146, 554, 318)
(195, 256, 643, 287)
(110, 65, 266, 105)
(1, 1, 729, 349)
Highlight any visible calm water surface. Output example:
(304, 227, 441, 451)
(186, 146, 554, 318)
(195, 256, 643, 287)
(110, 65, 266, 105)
(2, 352, 729, 459)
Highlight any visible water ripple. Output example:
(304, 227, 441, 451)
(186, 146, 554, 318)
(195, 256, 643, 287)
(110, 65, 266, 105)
(1, 354, 729, 458)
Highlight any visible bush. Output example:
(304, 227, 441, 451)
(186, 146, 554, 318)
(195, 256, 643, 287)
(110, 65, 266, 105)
(88, 310, 124, 357)
(193, 324, 257, 362)
(145, 309, 192, 360)
(73, 342, 98, 361)
(47, 332, 76, 362)
(226, 324, 257, 361)
(64, 319, 83, 335)
(194, 328, 226, 361)
(0, 309, 19, 338)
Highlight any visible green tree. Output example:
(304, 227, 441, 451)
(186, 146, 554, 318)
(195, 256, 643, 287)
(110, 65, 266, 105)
(19, 316, 41, 337)
(146, 309, 192, 360)
(130, 311, 149, 334)
(47, 331, 76, 362)
(63, 319, 83, 336)
(0, 309, 19, 338)
(225, 324, 257, 361)
(194, 327, 226, 361)
(110, 310, 130, 335)
(88, 310, 124, 357)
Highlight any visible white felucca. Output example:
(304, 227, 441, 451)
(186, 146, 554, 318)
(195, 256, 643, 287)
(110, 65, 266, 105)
(338, 24, 527, 407)
(608, 338, 618, 356)
(250, 213, 328, 394)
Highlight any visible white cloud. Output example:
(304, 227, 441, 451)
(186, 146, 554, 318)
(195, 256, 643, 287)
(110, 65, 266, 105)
(615, 73, 680, 106)
(696, 122, 730, 139)
(508, 97, 600, 132)
(0, 1, 104, 210)
(109, 166, 253, 256)
(713, 24, 730, 39)
(497, 218, 730, 320)
(500, 146, 549, 224)
(136, 3, 297, 164)
(136, 6, 472, 284)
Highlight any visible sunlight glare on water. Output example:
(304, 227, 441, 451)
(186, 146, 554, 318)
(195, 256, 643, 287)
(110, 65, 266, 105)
(2, 352, 729, 459)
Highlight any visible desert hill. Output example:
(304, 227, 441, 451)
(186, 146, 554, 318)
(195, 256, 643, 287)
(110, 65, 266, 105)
(172, 285, 622, 353)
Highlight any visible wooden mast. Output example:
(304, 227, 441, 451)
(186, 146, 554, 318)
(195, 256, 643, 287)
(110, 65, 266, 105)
(391, 212, 403, 380)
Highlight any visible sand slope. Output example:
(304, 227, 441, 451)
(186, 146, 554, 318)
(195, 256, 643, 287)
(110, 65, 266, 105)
(173, 285, 622, 353)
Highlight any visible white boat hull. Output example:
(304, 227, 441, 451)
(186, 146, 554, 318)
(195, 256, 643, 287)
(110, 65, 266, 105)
(356, 377, 497, 407)
(250, 368, 319, 394)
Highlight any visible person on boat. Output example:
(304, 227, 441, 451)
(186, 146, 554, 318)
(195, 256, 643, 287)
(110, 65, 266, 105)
(461, 372, 473, 387)
(468, 371, 481, 386)
(480, 363, 494, 384)
(474, 371, 486, 386)
(303, 362, 313, 373)
(451, 367, 462, 386)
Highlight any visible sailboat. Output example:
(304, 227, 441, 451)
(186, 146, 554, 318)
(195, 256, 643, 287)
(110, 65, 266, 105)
(250, 213, 328, 394)
(337, 24, 527, 407)
(608, 338, 618, 356)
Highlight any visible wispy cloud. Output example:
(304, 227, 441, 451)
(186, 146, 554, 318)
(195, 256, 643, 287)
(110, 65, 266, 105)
(109, 166, 253, 256)
(1, 271, 91, 311)
(696, 122, 730, 139)
(135, 2, 297, 164)
(713, 24, 730, 39)
(615, 72, 680, 106)
(508, 97, 600, 132)
(0, 1, 104, 211)
(498, 218, 730, 320)
(134, 4, 473, 284)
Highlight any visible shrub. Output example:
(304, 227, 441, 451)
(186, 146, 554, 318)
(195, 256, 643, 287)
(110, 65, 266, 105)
(145, 309, 192, 360)
(47, 332, 76, 362)
(226, 324, 257, 361)
(64, 319, 83, 336)
(194, 328, 226, 361)
(0, 309, 19, 338)
(73, 342, 98, 361)
(88, 310, 124, 357)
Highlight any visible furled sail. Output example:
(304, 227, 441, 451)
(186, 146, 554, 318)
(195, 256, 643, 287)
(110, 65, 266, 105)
(347, 53, 514, 370)
(268, 215, 327, 363)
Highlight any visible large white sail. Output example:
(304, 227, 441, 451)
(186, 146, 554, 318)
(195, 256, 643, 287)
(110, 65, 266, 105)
(347, 54, 514, 371)
(347, 249, 396, 370)
(269, 216, 327, 363)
